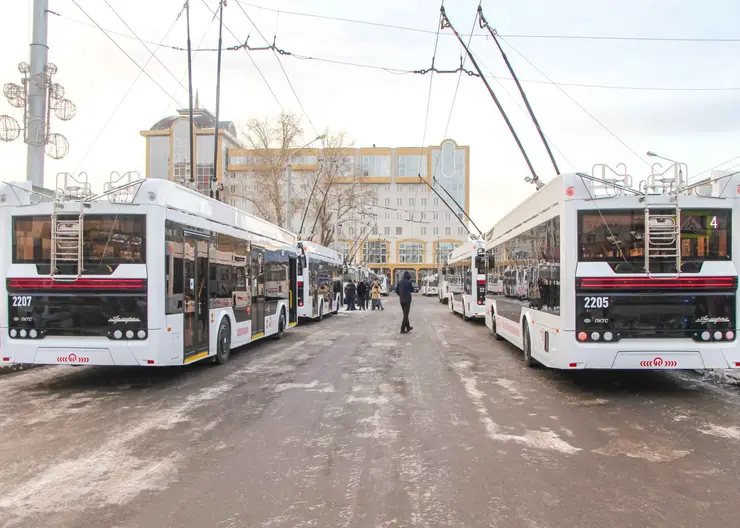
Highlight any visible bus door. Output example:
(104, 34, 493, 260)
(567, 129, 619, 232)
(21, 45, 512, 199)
(250, 247, 265, 337)
(289, 256, 298, 325)
(183, 231, 209, 355)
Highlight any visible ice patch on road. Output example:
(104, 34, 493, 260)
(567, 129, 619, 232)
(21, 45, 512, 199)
(494, 378, 527, 401)
(273, 380, 336, 393)
(699, 424, 740, 439)
(450, 360, 581, 455)
(593, 438, 690, 462)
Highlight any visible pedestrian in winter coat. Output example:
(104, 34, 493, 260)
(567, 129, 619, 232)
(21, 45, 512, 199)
(395, 271, 415, 333)
(371, 280, 383, 310)
(357, 280, 367, 311)
(345, 281, 357, 310)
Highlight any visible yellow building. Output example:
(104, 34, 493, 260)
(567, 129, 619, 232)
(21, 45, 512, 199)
(141, 112, 470, 283)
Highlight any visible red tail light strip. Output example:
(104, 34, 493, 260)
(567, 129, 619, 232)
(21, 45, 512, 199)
(578, 276, 737, 289)
(8, 278, 146, 290)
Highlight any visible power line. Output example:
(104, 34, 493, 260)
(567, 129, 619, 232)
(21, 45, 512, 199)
(234, 1, 320, 136)
(693, 154, 740, 181)
(231, 1, 740, 43)
(497, 35, 651, 167)
(54, 15, 740, 91)
(69, 0, 183, 107)
(73, 4, 186, 174)
(198, 0, 286, 113)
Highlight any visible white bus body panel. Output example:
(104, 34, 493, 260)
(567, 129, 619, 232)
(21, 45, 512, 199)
(484, 172, 740, 370)
(0, 179, 295, 367)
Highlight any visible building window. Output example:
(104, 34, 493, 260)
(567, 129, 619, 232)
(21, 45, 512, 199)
(331, 242, 351, 262)
(421, 227, 427, 235)
(399, 241, 424, 264)
(421, 212, 426, 220)
(409, 197, 415, 206)
(397, 197, 403, 206)
(361, 155, 391, 177)
(433, 212, 439, 220)
(445, 212, 451, 221)
(436, 241, 460, 265)
(385, 213, 390, 220)
(384, 198, 390, 206)
(398, 155, 427, 177)
(372, 225, 378, 235)
(433, 197, 439, 206)
(421, 198, 427, 206)
(384, 226, 390, 235)
(433, 227, 439, 235)
(397, 212, 401, 220)
(363, 241, 387, 264)
(458, 227, 466, 235)
(396, 226, 403, 235)
(445, 227, 451, 235)
(408, 212, 413, 220)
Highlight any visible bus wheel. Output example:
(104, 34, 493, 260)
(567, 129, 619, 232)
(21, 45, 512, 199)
(491, 314, 503, 341)
(213, 318, 231, 365)
(274, 310, 286, 340)
(522, 321, 536, 368)
(318, 303, 324, 321)
(462, 303, 469, 321)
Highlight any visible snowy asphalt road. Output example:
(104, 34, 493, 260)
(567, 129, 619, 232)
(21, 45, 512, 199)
(2, 296, 740, 527)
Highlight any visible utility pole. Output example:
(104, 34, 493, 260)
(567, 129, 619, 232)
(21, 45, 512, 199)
(185, 1, 195, 186)
(26, 0, 49, 186)
(211, 0, 225, 200)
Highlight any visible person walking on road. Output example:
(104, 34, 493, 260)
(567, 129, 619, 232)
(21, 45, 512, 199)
(396, 271, 414, 333)
(357, 280, 367, 311)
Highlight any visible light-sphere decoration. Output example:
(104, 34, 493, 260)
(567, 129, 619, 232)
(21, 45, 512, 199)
(44, 133, 69, 160)
(45, 63, 58, 76)
(53, 99, 76, 121)
(3, 82, 22, 101)
(17, 62, 30, 75)
(50, 83, 64, 100)
(8, 95, 25, 109)
(0, 115, 21, 142)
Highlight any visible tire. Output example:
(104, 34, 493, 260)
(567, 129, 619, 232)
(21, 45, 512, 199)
(462, 303, 469, 321)
(274, 309, 286, 340)
(522, 320, 536, 368)
(491, 312, 503, 340)
(318, 302, 324, 321)
(213, 318, 231, 365)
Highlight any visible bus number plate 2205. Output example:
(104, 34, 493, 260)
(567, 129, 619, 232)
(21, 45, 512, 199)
(11, 295, 32, 307)
(583, 296, 610, 309)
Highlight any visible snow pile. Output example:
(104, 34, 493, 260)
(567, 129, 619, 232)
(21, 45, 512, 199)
(694, 369, 740, 386)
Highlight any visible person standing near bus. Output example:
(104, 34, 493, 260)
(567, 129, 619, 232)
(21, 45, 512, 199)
(371, 280, 383, 310)
(396, 271, 414, 333)
(357, 280, 367, 311)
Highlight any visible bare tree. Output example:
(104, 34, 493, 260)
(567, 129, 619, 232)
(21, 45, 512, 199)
(293, 131, 376, 247)
(233, 113, 304, 225)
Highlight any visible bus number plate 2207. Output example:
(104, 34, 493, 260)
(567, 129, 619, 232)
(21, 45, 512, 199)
(11, 295, 32, 307)
(583, 296, 610, 309)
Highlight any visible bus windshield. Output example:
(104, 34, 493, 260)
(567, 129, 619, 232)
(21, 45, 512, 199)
(579, 209, 731, 263)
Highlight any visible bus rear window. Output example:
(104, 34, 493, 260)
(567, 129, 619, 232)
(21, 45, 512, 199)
(13, 215, 146, 264)
(579, 209, 730, 262)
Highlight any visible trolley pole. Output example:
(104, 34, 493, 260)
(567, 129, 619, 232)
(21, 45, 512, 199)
(26, 0, 49, 187)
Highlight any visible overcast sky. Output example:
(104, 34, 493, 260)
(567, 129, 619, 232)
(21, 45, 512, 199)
(1, 0, 739, 229)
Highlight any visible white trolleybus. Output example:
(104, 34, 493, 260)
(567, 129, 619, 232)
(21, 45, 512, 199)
(445, 239, 487, 320)
(0, 173, 299, 368)
(296, 241, 343, 320)
(484, 163, 740, 370)
(378, 274, 390, 296)
(421, 273, 439, 296)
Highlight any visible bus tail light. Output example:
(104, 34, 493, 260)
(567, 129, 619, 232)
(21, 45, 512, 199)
(577, 332, 587, 341)
(298, 301, 303, 307)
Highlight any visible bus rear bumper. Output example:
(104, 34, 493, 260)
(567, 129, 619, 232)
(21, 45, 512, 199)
(0, 330, 173, 367)
(553, 334, 740, 370)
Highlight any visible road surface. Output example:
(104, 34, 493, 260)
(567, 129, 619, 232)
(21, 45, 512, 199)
(2, 296, 740, 527)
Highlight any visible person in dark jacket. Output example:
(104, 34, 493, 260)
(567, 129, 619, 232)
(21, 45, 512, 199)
(345, 281, 357, 310)
(395, 271, 415, 333)
(357, 280, 367, 311)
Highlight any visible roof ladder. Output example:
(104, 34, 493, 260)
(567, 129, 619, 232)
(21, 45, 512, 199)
(50, 173, 90, 281)
(644, 205, 681, 277)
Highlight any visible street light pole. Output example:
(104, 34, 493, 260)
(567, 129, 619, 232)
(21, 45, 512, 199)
(26, 0, 49, 186)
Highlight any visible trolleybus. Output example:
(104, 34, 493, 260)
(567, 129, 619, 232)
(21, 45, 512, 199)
(484, 164, 740, 370)
(296, 241, 343, 320)
(0, 173, 298, 367)
(446, 240, 486, 320)
(421, 273, 439, 296)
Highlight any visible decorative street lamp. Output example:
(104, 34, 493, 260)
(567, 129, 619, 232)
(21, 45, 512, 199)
(0, 62, 75, 160)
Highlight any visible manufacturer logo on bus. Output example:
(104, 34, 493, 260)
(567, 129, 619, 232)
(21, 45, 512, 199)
(108, 316, 141, 324)
(639, 357, 677, 367)
(57, 353, 89, 364)
(695, 316, 730, 324)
